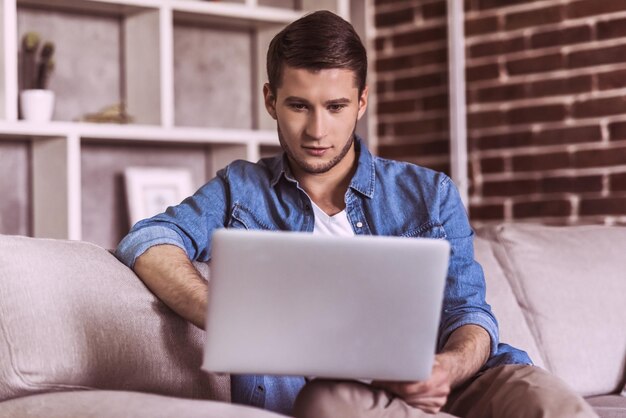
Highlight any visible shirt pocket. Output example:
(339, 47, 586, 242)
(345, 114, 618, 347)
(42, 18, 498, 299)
(228, 203, 277, 231)
(401, 220, 447, 239)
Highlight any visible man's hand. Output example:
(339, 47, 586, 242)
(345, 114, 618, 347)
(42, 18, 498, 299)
(371, 356, 452, 414)
(371, 324, 491, 414)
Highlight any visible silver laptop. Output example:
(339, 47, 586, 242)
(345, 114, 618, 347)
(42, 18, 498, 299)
(202, 228, 450, 382)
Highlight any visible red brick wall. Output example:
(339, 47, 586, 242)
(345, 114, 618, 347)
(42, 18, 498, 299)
(374, 0, 626, 225)
(375, 0, 451, 174)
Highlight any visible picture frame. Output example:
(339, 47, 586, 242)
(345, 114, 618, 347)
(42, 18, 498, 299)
(124, 167, 194, 227)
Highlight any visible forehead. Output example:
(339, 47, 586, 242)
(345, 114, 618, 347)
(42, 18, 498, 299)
(277, 66, 359, 99)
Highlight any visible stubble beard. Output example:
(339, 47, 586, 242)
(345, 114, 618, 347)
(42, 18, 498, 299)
(277, 122, 357, 175)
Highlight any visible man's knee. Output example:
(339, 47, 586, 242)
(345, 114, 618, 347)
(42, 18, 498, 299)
(292, 380, 376, 418)
(509, 366, 598, 417)
(451, 365, 599, 418)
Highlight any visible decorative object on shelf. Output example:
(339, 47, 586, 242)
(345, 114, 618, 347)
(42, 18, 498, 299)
(81, 103, 133, 124)
(124, 167, 193, 227)
(19, 31, 56, 122)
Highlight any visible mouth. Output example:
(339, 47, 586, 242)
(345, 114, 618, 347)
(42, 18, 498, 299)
(302, 146, 331, 157)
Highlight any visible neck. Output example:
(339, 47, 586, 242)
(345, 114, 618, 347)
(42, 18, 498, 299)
(290, 145, 357, 215)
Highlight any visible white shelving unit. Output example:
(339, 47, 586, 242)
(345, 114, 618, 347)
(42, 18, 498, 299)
(0, 0, 355, 245)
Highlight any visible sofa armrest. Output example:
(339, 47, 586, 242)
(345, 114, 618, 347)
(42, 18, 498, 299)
(0, 235, 227, 403)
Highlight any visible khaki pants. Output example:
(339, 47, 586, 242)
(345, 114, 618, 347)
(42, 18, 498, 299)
(293, 365, 599, 418)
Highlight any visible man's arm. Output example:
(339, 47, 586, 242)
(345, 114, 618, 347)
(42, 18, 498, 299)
(134, 244, 209, 329)
(371, 174, 496, 413)
(437, 324, 490, 388)
(115, 174, 231, 329)
(372, 324, 490, 414)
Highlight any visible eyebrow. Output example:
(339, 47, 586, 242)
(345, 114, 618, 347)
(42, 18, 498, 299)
(283, 96, 352, 105)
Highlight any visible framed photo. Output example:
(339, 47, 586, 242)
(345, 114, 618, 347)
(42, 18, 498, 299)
(124, 167, 194, 226)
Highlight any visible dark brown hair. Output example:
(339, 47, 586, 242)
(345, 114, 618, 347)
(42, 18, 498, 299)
(266, 10, 367, 96)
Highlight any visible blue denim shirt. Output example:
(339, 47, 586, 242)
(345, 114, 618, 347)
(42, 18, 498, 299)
(116, 137, 531, 414)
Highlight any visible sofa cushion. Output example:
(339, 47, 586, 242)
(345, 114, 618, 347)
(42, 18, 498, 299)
(473, 235, 545, 369)
(489, 224, 626, 397)
(0, 235, 228, 402)
(0, 390, 284, 418)
(586, 395, 626, 418)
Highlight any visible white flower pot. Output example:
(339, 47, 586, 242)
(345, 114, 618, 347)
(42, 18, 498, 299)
(20, 89, 55, 122)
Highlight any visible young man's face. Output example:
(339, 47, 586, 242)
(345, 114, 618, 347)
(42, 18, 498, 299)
(264, 66, 368, 177)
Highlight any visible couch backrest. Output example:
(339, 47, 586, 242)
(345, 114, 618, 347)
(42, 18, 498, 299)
(474, 235, 546, 369)
(0, 235, 228, 403)
(476, 224, 626, 397)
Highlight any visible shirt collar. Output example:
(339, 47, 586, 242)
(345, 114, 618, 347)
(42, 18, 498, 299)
(269, 135, 375, 199)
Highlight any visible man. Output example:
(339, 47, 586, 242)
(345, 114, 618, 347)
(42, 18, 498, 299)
(116, 10, 597, 418)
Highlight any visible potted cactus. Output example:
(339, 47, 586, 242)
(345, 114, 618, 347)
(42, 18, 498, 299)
(19, 31, 55, 122)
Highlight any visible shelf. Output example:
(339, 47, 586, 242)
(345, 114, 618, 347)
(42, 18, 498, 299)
(172, 1, 302, 28)
(0, 121, 279, 145)
(16, 4, 163, 125)
(17, 0, 303, 26)
(16, 0, 159, 17)
(13, 1, 301, 128)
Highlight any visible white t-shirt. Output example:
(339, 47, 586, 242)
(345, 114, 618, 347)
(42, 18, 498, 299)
(310, 201, 355, 237)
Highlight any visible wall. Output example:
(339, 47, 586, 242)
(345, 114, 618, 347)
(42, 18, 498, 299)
(374, 0, 450, 174)
(373, 0, 626, 225)
(0, 141, 30, 236)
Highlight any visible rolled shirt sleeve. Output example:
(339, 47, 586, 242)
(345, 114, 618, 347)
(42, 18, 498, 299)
(115, 225, 188, 269)
(115, 170, 230, 268)
(436, 175, 500, 357)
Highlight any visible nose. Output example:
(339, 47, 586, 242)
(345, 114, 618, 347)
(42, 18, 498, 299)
(304, 109, 327, 140)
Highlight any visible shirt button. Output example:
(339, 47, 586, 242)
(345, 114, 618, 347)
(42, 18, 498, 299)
(356, 222, 363, 228)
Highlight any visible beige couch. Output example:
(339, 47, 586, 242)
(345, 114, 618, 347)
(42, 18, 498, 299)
(0, 223, 624, 417)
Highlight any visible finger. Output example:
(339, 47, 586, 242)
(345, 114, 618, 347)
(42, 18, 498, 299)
(430, 367, 451, 384)
(422, 382, 451, 397)
(373, 381, 450, 400)
(404, 395, 448, 412)
(371, 381, 425, 396)
(404, 381, 450, 398)
(405, 395, 448, 406)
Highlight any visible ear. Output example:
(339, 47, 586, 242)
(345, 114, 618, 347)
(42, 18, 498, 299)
(357, 85, 369, 120)
(263, 83, 277, 120)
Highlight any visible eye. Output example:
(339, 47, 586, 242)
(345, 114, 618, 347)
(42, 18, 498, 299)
(288, 103, 308, 111)
(328, 104, 347, 112)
